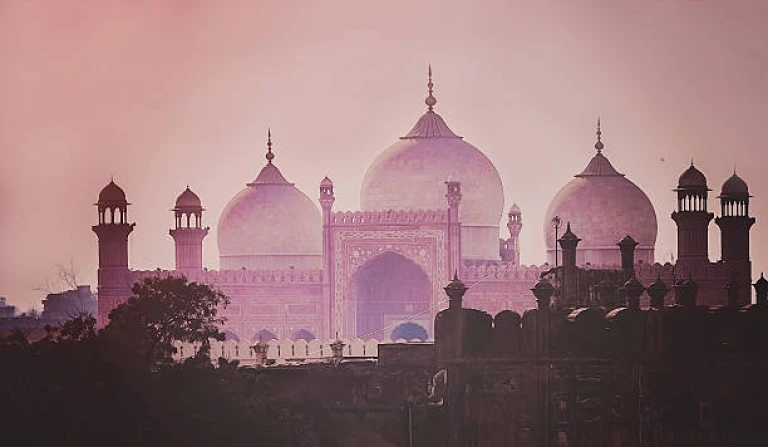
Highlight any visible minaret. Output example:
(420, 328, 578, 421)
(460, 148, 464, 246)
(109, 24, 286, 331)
(557, 222, 581, 308)
(169, 186, 209, 270)
(501, 204, 522, 265)
(445, 178, 462, 280)
(671, 162, 713, 278)
(617, 235, 638, 279)
(715, 171, 755, 305)
(319, 174, 335, 338)
(92, 180, 135, 326)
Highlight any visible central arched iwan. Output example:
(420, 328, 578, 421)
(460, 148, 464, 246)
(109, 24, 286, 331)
(349, 251, 431, 339)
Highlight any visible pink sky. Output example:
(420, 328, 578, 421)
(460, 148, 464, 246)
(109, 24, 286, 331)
(1, 0, 766, 310)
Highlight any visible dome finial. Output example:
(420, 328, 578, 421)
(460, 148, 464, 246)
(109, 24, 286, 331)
(266, 128, 275, 164)
(425, 64, 437, 112)
(595, 117, 604, 153)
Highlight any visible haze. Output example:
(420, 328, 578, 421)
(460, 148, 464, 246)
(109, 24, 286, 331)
(1, 0, 766, 310)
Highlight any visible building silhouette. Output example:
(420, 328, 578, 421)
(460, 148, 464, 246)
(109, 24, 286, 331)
(93, 70, 756, 343)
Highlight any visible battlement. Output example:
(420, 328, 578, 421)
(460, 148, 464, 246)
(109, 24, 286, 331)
(633, 260, 733, 278)
(454, 259, 736, 287)
(461, 261, 547, 282)
(330, 209, 449, 226)
(436, 301, 768, 363)
(129, 268, 324, 285)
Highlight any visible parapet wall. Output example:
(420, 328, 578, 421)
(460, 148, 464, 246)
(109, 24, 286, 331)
(330, 209, 449, 226)
(129, 268, 323, 285)
(462, 262, 547, 282)
(436, 302, 768, 361)
(173, 338, 432, 366)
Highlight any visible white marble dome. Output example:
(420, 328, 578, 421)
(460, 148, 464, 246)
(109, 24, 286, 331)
(544, 138, 657, 267)
(217, 150, 322, 270)
(360, 88, 504, 260)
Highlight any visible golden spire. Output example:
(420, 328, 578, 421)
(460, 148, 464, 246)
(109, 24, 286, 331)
(595, 117, 604, 153)
(266, 128, 274, 164)
(425, 64, 437, 112)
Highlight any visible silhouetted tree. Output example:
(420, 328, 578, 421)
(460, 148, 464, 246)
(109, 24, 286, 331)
(43, 311, 97, 343)
(103, 275, 229, 367)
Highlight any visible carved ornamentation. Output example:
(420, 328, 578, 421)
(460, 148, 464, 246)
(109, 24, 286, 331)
(332, 229, 448, 337)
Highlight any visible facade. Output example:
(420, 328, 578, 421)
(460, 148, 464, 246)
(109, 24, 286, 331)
(92, 72, 756, 341)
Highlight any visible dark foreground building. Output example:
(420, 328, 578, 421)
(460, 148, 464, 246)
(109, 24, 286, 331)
(249, 235, 768, 447)
(428, 229, 768, 447)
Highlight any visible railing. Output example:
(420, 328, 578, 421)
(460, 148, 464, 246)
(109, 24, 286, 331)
(173, 338, 431, 365)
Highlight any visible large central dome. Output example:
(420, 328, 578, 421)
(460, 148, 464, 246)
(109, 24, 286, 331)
(544, 122, 657, 267)
(360, 71, 505, 260)
(218, 134, 322, 270)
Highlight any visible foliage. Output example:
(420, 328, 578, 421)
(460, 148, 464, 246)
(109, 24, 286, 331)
(43, 311, 97, 343)
(0, 276, 407, 446)
(103, 275, 229, 366)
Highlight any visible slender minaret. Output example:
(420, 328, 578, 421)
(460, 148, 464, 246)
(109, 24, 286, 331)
(501, 204, 522, 265)
(319, 175, 335, 338)
(92, 180, 135, 326)
(671, 162, 713, 278)
(445, 179, 462, 281)
(715, 171, 755, 305)
(169, 186, 209, 270)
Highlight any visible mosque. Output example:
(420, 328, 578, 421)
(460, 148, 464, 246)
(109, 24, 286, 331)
(92, 71, 756, 341)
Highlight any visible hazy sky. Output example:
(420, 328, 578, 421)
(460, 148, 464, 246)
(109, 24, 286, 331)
(1, 0, 766, 310)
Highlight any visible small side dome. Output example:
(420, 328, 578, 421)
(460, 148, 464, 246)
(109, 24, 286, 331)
(218, 132, 322, 270)
(97, 180, 127, 205)
(677, 164, 708, 190)
(720, 173, 749, 198)
(320, 176, 333, 187)
(174, 187, 202, 210)
(544, 121, 657, 266)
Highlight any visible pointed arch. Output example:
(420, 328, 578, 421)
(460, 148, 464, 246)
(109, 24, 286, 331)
(252, 329, 277, 343)
(292, 329, 315, 341)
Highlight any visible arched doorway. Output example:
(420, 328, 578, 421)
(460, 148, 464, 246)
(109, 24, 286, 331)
(349, 252, 431, 339)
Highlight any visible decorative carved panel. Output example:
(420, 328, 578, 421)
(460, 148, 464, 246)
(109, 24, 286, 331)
(332, 229, 448, 337)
